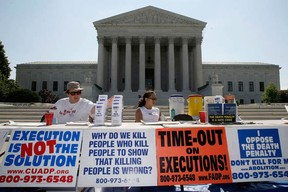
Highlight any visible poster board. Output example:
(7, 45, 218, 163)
(156, 126, 232, 185)
(207, 104, 237, 124)
(0, 128, 82, 187)
(226, 125, 288, 182)
(0, 123, 288, 188)
(78, 127, 157, 187)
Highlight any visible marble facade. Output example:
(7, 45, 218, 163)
(15, 6, 280, 105)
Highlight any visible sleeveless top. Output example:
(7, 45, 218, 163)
(139, 106, 160, 122)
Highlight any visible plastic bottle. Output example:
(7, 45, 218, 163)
(171, 108, 175, 120)
(49, 108, 57, 124)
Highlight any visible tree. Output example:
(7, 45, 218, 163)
(6, 89, 41, 103)
(0, 41, 11, 79)
(279, 90, 288, 103)
(262, 83, 280, 103)
(0, 73, 19, 101)
(0, 41, 18, 101)
(39, 89, 59, 103)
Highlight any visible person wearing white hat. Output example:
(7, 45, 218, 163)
(51, 81, 95, 124)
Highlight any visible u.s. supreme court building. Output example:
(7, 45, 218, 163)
(15, 6, 280, 105)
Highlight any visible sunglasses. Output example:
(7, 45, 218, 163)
(148, 97, 157, 101)
(69, 91, 82, 96)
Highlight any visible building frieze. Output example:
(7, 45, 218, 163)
(94, 6, 206, 28)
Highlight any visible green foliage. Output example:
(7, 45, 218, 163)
(0, 73, 19, 101)
(262, 83, 280, 103)
(0, 40, 17, 101)
(235, 100, 240, 106)
(39, 89, 59, 103)
(279, 90, 288, 103)
(0, 41, 11, 79)
(6, 89, 41, 103)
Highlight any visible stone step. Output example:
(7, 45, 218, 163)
(237, 116, 286, 120)
(0, 103, 287, 123)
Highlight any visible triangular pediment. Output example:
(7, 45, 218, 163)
(94, 6, 206, 27)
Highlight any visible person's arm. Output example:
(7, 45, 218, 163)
(135, 108, 143, 122)
(90, 105, 95, 116)
(89, 104, 96, 123)
(159, 111, 162, 121)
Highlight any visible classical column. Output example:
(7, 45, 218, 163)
(110, 37, 118, 92)
(97, 36, 104, 90)
(139, 37, 146, 91)
(182, 37, 189, 91)
(189, 48, 195, 91)
(168, 37, 175, 92)
(154, 37, 161, 91)
(194, 37, 203, 89)
(124, 37, 132, 92)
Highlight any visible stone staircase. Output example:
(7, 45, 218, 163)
(0, 103, 287, 123)
(0, 103, 53, 123)
(237, 104, 288, 120)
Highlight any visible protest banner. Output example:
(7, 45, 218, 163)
(0, 129, 10, 165)
(1, 123, 288, 189)
(78, 127, 157, 187)
(0, 129, 82, 187)
(156, 126, 232, 186)
(226, 125, 288, 182)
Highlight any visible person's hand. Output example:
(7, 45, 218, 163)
(107, 96, 114, 108)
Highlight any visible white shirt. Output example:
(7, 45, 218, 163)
(52, 98, 95, 124)
(139, 106, 160, 122)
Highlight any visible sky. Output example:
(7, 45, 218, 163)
(1, 0, 288, 89)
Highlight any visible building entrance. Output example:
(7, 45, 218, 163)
(145, 68, 154, 90)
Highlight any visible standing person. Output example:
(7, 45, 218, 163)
(135, 90, 161, 122)
(51, 81, 95, 124)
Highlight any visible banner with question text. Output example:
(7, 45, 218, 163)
(78, 127, 157, 187)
